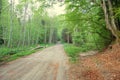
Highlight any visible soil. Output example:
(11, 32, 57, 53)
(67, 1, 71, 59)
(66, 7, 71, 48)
(69, 43, 120, 80)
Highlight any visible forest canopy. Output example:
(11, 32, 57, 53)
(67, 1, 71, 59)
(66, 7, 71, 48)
(0, 0, 120, 61)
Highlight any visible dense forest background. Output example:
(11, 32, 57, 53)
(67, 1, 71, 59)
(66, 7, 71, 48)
(0, 0, 120, 62)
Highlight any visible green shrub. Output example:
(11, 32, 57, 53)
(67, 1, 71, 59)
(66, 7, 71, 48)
(64, 44, 81, 62)
(0, 44, 53, 63)
(63, 43, 96, 62)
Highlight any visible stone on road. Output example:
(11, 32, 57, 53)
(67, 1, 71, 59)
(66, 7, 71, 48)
(0, 44, 69, 80)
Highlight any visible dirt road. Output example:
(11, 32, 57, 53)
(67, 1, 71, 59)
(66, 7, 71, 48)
(0, 44, 69, 80)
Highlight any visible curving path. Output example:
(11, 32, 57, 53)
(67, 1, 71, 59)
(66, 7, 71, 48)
(0, 44, 69, 80)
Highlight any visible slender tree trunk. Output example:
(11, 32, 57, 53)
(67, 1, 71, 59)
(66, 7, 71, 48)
(27, 17, 31, 46)
(44, 26, 47, 44)
(27, 26, 30, 46)
(22, 2, 28, 47)
(32, 31, 36, 45)
(36, 31, 39, 45)
(0, 0, 2, 15)
(49, 27, 54, 44)
(17, 18, 22, 47)
(8, 0, 13, 47)
(67, 33, 70, 43)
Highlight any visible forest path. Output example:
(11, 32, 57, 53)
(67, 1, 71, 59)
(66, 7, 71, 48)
(0, 44, 69, 80)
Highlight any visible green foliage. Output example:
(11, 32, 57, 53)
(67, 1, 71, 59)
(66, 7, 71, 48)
(0, 43, 52, 62)
(0, 0, 62, 63)
(64, 44, 80, 62)
(0, 0, 59, 47)
(0, 46, 32, 57)
(0, 47, 27, 62)
(64, 43, 104, 62)
(0, 0, 118, 63)
(61, 0, 115, 62)
(7, 50, 37, 61)
(64, 44, 90, 62)
(62, 0, 112, 50)
(0, 0, 2, 14)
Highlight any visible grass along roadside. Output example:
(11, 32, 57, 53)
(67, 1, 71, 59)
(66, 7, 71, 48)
(0, 44, 54, 64)
(63, 44, 91, 62)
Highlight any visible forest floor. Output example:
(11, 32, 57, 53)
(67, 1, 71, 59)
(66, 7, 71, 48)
(0, 44, 69, 80)
(69, 43, 120, 80)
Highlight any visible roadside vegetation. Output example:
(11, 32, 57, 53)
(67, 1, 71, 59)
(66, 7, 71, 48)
(64, 44, 89, 62)
(62, 0, 120, 63)
(64, 42, 106, 62)
(64, 44, 81, 62)
(0, 44, 53, 64)
(62, 0, 120, 79)
(0, 0, 58, 63)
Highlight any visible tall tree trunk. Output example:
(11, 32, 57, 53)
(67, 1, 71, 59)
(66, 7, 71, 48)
(100, 0, 120, 42)
(8, 0, 13, 47)
(22, 2, 28, 47)
(108, 0, 120, 42)
(0, 0, 2, 15)
(27, 17, 31, 46)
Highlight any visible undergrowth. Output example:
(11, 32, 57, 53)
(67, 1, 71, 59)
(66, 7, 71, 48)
(0, 44, 53, 64)
(64, 43, 98, 62)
